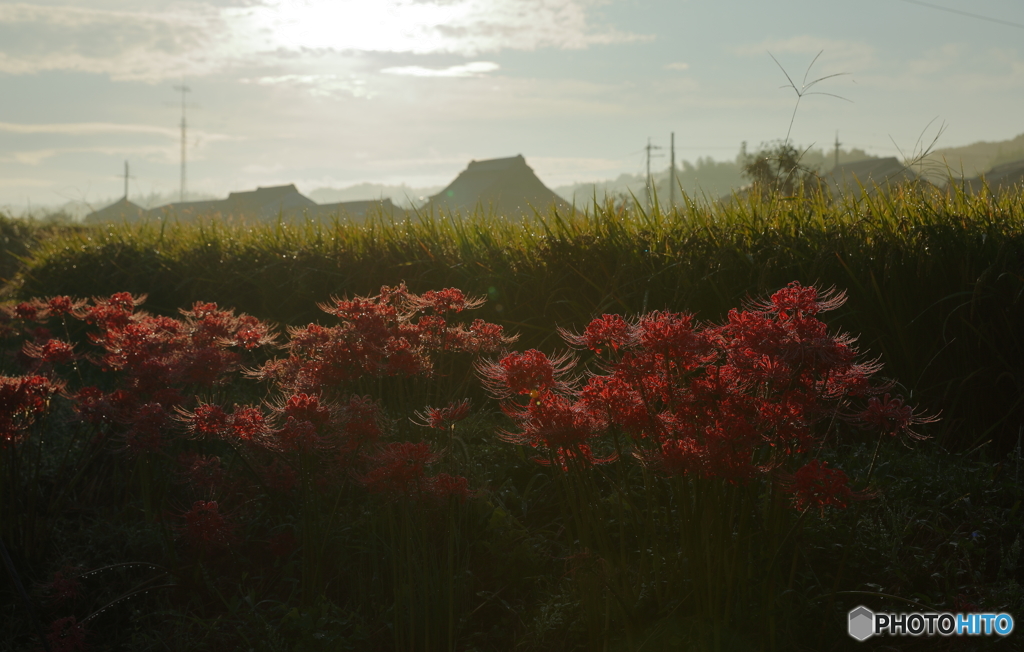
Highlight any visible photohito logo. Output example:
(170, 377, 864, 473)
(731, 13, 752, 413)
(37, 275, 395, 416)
(848, 605, 1014, 640)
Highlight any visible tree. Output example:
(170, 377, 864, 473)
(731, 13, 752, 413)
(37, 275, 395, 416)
(741, 140, 822, 198)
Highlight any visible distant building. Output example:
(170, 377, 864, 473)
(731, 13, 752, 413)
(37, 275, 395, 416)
(83, 197, 148, 223)
(821, 157, 921, 198)
(148, 184, 318, 221)
(424, 155, 572, 218)
(85, 184, 395, 224)
(957, 158, 1024, 195)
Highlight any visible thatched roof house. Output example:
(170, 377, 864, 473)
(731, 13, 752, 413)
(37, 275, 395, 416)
(83, 197, 148, 223)
(86, 184, 396, 224)
(147, 184, 316, 221)
(423, 155, 571, 217)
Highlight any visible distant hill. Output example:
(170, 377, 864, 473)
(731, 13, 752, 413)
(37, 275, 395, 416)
(921, 133, 1024, 181)
(555, 144, 879, 208)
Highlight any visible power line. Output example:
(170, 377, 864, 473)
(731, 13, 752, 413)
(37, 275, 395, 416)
(897, 0, 1024, 30)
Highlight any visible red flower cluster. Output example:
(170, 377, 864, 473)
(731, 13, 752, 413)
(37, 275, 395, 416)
(179, 403, 270, 445)
(180, 500, 237, 551)
(256, 284, 513, 392)
(41, 564, 83, 607)
(46, 615, 88, 652)
(0, 374, 64, 446)
(414, 398, 471, 430)
(89, 297, 275, 395)
(482, 282, 931, 509)
(476, 349, 576, 399)
(358, 441, 471, 503)
(858, 393, 938, 438)
(788, 459, 853, 513)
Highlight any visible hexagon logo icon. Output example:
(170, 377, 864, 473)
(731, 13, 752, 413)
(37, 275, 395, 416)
(848, 606, 874, 641)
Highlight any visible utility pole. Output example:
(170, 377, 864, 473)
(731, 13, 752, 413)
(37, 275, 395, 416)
(645, 138, 662, 211)
(834, 130, 841, 171)
(669, 132, 676, 209)
(173, 83, 191, 203)
(123, 161, 129, 200)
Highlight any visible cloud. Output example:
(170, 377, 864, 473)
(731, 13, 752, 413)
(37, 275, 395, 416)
(0, 0, 648, 81)
(0, 121, 177, 137)
(2, 144, 176, 166)
(907, 42, 966, 75)
(733, 35, 876, 74)
(240, 0, 649, 55)
(381, 61, 499, 77)
(240, 74, 375, 98)
(0, 3, 236, 80)
(664, 62, 690, 71)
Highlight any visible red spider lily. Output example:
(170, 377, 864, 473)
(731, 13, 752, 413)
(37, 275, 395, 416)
(3, 300, 46, 322)
(486, 282, 934, 493)
(45, 295, 88, 318)
(22, 338, 77, 366)
(535, 444, 614, 471)
(411, 288, 485, 314)
(261, 459, 298, 494)
(179, 500, 237, 551)
(122, 402, 170, 454)
(427, 472, 472, 502)
(476, 349, 577, 399)
(71, 387, 133, 427)
(274, 417, 324, 453)
(41, 564, 83, 607)
(228, 405, 270, 443)
(499, 390, 615, 466)
(335, 394, 384, 460)
(84, 296, 271, 398)
(858, 393, 938, 438)
(229, 314, 277, 350)
(81, 292, 145, 330)
(358, 441, 437, 499)
(257, 284, 510, 392)
(46, 615, 88, 652)
(560, 313, 636, 354)
(787, 459, 853, 513)
(176, 402, 269, 445)
(414, 399, 471, 430)
(755, 281, 847, 320)
(637, 311, 714, 367)
(0, 374, 64, 446)
(176, 452, 226, 495)
(279, 392, 332, 427)
(578, 375, 656, 437)
(179, 403, 229, 438)
(466, 318, 515, 353)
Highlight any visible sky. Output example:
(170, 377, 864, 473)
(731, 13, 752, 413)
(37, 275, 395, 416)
(1, 0, 1022, 211)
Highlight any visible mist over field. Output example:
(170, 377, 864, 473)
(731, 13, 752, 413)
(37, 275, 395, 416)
(0, 0, 1021, 218)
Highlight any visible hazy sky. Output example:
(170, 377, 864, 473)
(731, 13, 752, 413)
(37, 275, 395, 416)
(1, 0, 1022, 209)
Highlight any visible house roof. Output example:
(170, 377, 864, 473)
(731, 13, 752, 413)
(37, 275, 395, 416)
(958, 158, 1024, 194)
(425, 155, 572, 217)
(822, 157, 920, 197)
(149, 184, 317, 221)
(83, 197, 148, 224)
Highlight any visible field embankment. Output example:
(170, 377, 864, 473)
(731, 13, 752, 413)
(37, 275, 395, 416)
(8, 187, 1024, 453)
